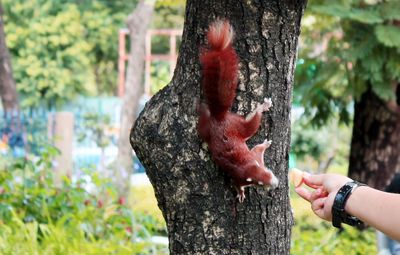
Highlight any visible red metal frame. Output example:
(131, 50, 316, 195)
(118, 28, 182, 97)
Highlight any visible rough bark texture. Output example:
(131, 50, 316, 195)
(349, 86, 400, 190)
(131, 1, 306, 254)
(116, 0, 154, 197)
(0, 2, 19, 112)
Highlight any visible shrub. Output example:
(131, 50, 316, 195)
(130, 185, 167, 236)
(0, 145, 168, 254)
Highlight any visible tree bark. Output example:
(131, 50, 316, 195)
(0, 1, 19, 112)
(349, 86, 400, 190)
(116, 0, 154, 197)
(131, 1, 306, 254)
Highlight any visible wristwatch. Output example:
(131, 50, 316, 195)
(332, 181, 366, 229)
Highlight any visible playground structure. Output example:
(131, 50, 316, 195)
(118, 28, 182, 97)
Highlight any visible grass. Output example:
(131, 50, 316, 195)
(130, 185, 164, 225)
(0, 211, 157, 255)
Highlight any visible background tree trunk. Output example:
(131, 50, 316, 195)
(0, 1, 18, 112)
(349, 86, 400, 190)
(131, 1, 306, 254)
(116, 0, 154, 197)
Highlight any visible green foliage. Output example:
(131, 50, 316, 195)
(294, 58, 352, 126)
(152, 2, 184, 30)
(291, 115, 352, 169)
(374, 24, 400, 48)
(2, 0, 184, 105)
(379, 1, 400, 20)
(130, 185, 166, 234)
(0, 212, 155, 255)
(295, 0, 400, 127)
(149, 3, 184, 93)
(156, 0, 185, 8)
(311, 4, 383, 24)
(291, 214, 377, 254)
(0, 145, 167, 254)
(2, 1, 137, 108)
(3, 1, 93, 108)
(291, 122, 324, 160)
(151, 61, 172, 94)
(77, 112, 112, 149)
(75, 1, 137, 96)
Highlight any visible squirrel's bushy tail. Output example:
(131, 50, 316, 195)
(200, 20, 238, 116)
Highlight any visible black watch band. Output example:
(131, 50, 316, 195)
(332, 181, 366, 229)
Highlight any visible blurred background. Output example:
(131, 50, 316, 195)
(0, 0, 399, 254)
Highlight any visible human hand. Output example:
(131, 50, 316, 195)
(295, 173, 352, 221)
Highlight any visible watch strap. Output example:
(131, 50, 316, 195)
(332, 181, 366, 228)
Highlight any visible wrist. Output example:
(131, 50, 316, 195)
(331, 181, 366, 229)
(344, 185, 369, 216)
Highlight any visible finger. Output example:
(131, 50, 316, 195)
(319, 189, 329, 198)
(309, 188, 324, 201)
(311, 197, 329, 219)
(295, 187, 314, 202)
(311, 197, 326, 212)
(303, 173, 325, 188)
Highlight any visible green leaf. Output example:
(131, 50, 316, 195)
(312, 5, 383, 24)
(311, 4, 352, 19)
(378, 1, 400, 21)
(386, 55, 400, 80)
(343, 23, 377, 60)
(374, 25, 400, 48)
(348, 8, 383, 24)
(372, 81, 396, 101)
(352, 78, 367, 101)
(359, 47, 386, 74)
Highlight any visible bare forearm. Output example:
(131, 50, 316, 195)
(345, 186, 400, 241)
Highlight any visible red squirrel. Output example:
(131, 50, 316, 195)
(198, 20, 279, 202)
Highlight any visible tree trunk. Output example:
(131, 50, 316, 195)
(131, 1, 306, 254)
(116, 0, 154, 197)
(349, 86, 400, 190)
(0, 1, 18, 112)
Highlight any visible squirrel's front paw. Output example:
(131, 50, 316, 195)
(263, 139, 272, 148)
(262, 98, 272, 112)
(257, 98, 272, 113)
